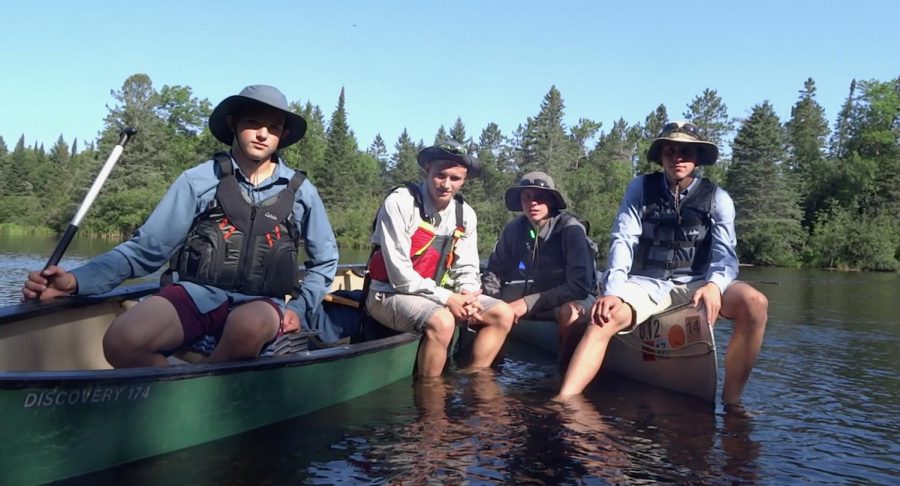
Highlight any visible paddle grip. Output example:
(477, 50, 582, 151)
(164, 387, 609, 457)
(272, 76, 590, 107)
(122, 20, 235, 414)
(45, 224, 78, 269)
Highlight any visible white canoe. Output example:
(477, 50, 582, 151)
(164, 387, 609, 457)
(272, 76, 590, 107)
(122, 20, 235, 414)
(510, 303, 718, 402)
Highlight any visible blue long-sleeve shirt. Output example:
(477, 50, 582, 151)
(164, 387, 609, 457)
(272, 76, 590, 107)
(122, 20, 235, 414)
(602, 174, 738, 304)
(71, 154, 339, 314)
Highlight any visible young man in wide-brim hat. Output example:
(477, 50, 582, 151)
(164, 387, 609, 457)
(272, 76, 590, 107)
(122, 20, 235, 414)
(560, 121, 768, 415)
(23, 85, 340, 367)
(366, 140, 514, 377)
(483, 171, 597, 369)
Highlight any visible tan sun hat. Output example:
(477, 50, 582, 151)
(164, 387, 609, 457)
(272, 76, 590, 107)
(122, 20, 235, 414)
(504, 171, 567, 211)
(647, 121, 719, 166)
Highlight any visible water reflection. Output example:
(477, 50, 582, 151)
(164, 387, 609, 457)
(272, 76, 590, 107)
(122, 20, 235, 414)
(5, 247, 900, 483)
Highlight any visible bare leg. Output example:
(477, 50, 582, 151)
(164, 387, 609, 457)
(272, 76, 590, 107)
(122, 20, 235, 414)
(418, 308, 458, 377)
(557, 300, 587, 372)
(102, 296, 184, 368)
(558, 304, 633, 396)
(468, 301, 514, 369)
(208, 300, 281, 363)
(720, 282, 768, 406)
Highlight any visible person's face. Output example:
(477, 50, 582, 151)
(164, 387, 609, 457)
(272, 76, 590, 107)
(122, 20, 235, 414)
(660, 142, 698, 182)
(229, 106, 288, 163)
(520, 188, 552, 225)
(425, 160, 468, 209)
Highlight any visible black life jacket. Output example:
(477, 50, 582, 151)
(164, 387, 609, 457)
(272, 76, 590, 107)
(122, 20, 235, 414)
(166, 153, 306, 297)
(367, 182, 465, 287)
(632, 172, 715, 280)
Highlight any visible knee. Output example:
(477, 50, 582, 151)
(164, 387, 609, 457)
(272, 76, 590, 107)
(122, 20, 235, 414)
(226, 315, 279, 348)
(103, 318, 140, 366)
(743, 290, 769, 324)
(557, 301, 581, 327)
(424, 312, 456, 345)
(492, 302, 515, 330)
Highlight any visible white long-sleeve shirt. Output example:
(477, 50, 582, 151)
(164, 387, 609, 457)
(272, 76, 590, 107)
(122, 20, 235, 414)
(369, 183, 482, 305)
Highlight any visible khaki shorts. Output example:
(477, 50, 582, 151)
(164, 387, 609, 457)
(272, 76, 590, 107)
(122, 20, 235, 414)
(617, 280, 708, 327)
(365, 291, 503, 332)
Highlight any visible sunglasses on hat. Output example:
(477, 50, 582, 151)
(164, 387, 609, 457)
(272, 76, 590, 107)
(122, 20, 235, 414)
(436, 141, 467, 155)
(660, 122, 701, 140)
(519, 178, 552, 188)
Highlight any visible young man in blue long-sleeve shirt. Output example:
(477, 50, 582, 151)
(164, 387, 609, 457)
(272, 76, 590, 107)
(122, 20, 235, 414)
(558, 121, 768, 413)
(22, 85, 339, 367)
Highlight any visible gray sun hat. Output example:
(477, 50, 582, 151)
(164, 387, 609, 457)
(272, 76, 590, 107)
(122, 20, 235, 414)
(647, 120, 719, 166)
(504, 171, 567, 211)
(208, 85, 307, 148)
(416, 140, 482, 178)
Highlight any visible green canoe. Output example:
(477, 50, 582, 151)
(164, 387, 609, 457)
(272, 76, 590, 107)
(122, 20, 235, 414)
(0, 269, 420, 485)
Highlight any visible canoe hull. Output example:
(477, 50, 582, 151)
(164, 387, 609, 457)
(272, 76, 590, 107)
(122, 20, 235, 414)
(0, 333, 419, 485)
(510, 303, 718, 402)
(0, 267, 419, 485)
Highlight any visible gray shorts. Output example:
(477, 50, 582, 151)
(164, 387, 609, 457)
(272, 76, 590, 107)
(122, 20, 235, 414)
(365, 291, 503, 332)
(500, 283, 595, 321)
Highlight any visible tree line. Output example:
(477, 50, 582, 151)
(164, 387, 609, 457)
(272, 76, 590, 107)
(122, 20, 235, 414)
(1, 74, 897, 271)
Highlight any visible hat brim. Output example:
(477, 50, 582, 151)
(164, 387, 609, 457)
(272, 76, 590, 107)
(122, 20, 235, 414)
(648, 134, 719, 166)
(209, 95, 307, 148)
(504, 186, 567, 211)
(417, 146, 481, 178)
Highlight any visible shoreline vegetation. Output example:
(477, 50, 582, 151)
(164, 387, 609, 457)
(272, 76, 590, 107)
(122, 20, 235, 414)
(1, 74, 897, 272)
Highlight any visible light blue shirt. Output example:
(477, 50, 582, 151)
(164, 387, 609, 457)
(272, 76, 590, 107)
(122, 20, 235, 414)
(71, 154, 339, 314)
(602, 174, 738, 303)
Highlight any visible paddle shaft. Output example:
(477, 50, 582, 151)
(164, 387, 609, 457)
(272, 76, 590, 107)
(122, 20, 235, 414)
(44, 128, 137, 269)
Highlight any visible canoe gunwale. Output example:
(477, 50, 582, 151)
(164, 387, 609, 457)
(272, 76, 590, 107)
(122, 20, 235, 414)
(0, 331, 420, 388)
(0, 282, 158, 326)
(1, 275, 421, 389)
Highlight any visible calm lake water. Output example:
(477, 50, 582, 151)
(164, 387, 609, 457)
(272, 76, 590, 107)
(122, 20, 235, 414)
(2, 235, 898, 484)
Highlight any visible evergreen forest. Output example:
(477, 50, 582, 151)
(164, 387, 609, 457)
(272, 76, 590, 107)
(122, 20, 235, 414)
(1, 74, 897, 271)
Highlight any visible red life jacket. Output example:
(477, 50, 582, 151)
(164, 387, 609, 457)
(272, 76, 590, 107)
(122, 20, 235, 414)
(367, 183, 465, 287)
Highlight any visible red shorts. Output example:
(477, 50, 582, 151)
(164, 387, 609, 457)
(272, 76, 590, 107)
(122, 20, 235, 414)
(156, 284, 283, 345)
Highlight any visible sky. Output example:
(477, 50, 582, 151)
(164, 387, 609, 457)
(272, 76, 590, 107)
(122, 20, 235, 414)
(2, 0, 898, 153)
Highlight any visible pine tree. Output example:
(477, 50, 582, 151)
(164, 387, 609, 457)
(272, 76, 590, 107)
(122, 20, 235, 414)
(568, 118, 602, 171)
(785, 78, 830, 227)
(433, 126, 449, 144)
(684, 89, 733, 184)
(367, 134, 389, 172)
(521, 86, 575, 175)
(727, 101, 803, 265)
(449, 117, 468, 145)
(387, 129, 420, 190)
(634, 104, 669, 175)
(282, 101, 327, 179)
(6, 135, 32, 194)
(320, 87, 362, 209)
(49, 135, 70, 164)
(829, 79, 856, 159)
(567, 119, 637, 254)
(467, 123, 512, 252)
